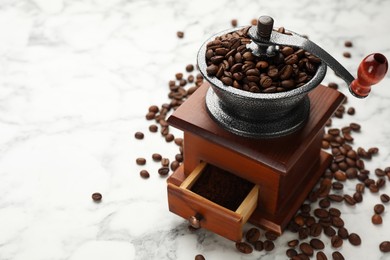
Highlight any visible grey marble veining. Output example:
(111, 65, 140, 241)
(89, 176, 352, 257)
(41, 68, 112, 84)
(0, 0, 390, 259)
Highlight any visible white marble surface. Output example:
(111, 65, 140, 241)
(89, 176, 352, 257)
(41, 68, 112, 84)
(1, 0, 390, 259)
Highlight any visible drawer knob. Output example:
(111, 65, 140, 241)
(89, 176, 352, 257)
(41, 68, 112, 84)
(188, 214, 202, 229)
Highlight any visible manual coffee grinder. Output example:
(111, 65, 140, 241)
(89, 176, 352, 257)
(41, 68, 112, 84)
(166, 16, 388, 241)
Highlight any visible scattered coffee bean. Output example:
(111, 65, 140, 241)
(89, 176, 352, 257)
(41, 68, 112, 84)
(136, 157, 146, 165)
(310, 238, 325, 250)
(263, 240, 275, 251)
(329, 207, 341, 217)
(286, 248, 297, 258)
(165, 133, 175, 142)
(380, 194, 390, 203)
(134, 131, 144, 139)
(344, 41, 353, 47)
(337, 227, 349, 239)
(186, 64, 194, 72)
(195, 254, 205, 260)
(254, 240, 264, 251)
(92, 192, 102, 202)
(235, 242, 253, 254)
(332, 251, 345, 260)
(343, 52, 351, 58)
(265, 231, 278, 241)
(380, 241, 390, 252)
(231, 19, 238, 27)
(347, 107, 355, 115)
(288, 239, 299, 247)
(353, 192, 363, 203)
(149, 124, 158, 133)
(300, 242, 314, 256)
(374, 204, 385, 214)
(158, 167, 169, 176)
(140, 170, 150, 179)
(344, 194, 356, 205)
(324, 226, 336, 237)
(177, 31, 184, 38)
(316, 251, 328, 260)
(331, 235, 343, 248)
(348, 233, 361, 246)
(332, 216, 344, 228)
(170, 161, 180, 171)
(372, 214, 383, 224)
(245, 228, 260, 243)
(152, 153, 162, 162)
(161, 158, 170, 167)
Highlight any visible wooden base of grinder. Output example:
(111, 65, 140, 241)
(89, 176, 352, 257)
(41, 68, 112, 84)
(167, 82, 345, 241)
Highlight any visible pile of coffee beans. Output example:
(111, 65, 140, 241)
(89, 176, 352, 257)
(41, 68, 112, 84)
(134, 63, 205, 179)
(205, 26, 320, 93)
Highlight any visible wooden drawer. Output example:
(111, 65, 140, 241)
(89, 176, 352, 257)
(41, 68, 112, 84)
(167, 162, 259, 241)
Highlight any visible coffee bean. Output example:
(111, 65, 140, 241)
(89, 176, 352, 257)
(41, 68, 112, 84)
(316, 251, 328, 260)
(343, 194, 356, 205)
(314, 208, 329, 219)
(92, 192, 102, 202)
(331, 216, 344, 228)
(235, 242, 253, 254)
(286, 248, 297, 258)
(345, 168, 358, 179)
(332, 251, 345, 260)
(324, 226, 336, 237)
(161, 158, 170, 167)
(299, 227, 309, 240)
(146, 111, 156, 120)
(368, 147, 379, 155)
(265, 231, 278, 241)
(353, 192, 363, 203)
(331, 235, 343, 248)
(319, 198, 331, 208)
(288, 239, 299, 247)
(300, 242, 314, 256)
(374, 204, 385, 214)
(136, 157, 146, 165)
(338, 227, 349, 239)
(165, 133, 175, 142)
(328, 194, 343, 202)
(245, 228, 260, 243)
(329, 208, 341, 217)
(310, 223, 323, 237)
(174, 137, 183, 146)
(332, 181, 344, 190)
(134, 131, 144, 139)
(140, 170, 150, 179)
(380, 241, 390, 252)
(344, 41, 353, 47)
(380, 194, 390, 203)
(177, 31, 184, 38)
(372, 214, 383, 224)
(149, 124, 158, 133)
(158, 167, 169, 176)
(254, 240, 264, 251)
(195, 254, 205, 260)
(343, 52, 351, 58)
(350, 123, 361, 131)
(263, 240, 275, 251)
(347, 107, 355, 115)
(231, 19, 238, 27)
(348, 233, 361, 246)
(152, 153, 162, 162)
(310, 238, 325, 250)
(375, 168, 386, 177)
